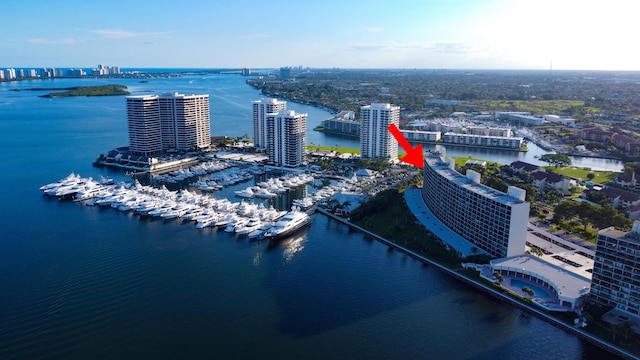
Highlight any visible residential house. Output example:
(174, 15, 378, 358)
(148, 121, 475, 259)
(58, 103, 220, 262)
(530, 171, 570, 195)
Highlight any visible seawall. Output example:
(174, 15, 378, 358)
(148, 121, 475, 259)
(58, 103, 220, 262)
(316, 207, 638, 360)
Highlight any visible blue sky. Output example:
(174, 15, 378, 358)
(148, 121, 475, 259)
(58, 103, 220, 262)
(1, 0, 637, 70)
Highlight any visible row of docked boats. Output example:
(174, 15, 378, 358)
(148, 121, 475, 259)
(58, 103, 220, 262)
(40, 173, 313, 240)
(234, 173, 315, 198)
(151, 160, 233, 183)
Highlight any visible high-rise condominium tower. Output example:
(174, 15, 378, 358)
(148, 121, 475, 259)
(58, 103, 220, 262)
(360, 103, 400, 159)
(127, 95, 162, 156)
(253, 98, 287, 149)
(126, 92, 210, 156)
(158, 93, 210, 151)
(266, 110, 307, 167)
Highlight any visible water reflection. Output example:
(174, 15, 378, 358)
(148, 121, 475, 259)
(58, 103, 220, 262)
(266, 227, 310, 264)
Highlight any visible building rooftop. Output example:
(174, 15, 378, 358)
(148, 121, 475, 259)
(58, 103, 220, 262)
(491, 254, 592, 302)
(510, 160, 541, 173)
(426, 153, 526, 206)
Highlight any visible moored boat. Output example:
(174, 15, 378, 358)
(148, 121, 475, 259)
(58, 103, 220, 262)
(264, 207, 312, 240)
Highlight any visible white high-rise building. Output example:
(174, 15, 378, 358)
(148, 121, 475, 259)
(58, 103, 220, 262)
(5, 68, 16, 80)
(126, 92, 210, 155)
(266, 110, 307, 167)
(253, 98, 286, 149)
(360, 103, 400, 159)
(126, 95, 162, 156)
(158, 93, 211, 151)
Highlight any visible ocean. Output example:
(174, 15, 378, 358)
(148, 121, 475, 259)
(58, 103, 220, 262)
(0, 72, 617, 359)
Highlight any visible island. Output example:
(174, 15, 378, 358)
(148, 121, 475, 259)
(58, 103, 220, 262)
(31, 84, 130, 98)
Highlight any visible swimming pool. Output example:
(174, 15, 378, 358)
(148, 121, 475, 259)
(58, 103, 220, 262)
(510, 279, 553, 299)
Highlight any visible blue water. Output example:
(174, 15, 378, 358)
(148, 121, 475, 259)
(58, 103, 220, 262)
(0, 73, 618, 359)
(511, 279, 553, 299)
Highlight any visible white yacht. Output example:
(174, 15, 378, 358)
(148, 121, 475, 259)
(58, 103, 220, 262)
(264, 208, 312, 240)
(235, 217, 262, 235)
(234, 187, 255, 198)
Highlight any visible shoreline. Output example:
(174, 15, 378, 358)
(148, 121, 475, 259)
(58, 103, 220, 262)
(316, 206, 637, 360)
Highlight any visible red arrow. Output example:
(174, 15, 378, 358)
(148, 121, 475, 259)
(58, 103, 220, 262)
(388, 124, 424, 169)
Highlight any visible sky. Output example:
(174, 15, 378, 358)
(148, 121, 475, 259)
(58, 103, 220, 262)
(1, 0, 638, 71)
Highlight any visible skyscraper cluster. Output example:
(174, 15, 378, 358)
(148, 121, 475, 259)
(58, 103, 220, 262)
(127, 93, 211, 156)
(252, 98, 307, 167)
(0, 64, 120, 80)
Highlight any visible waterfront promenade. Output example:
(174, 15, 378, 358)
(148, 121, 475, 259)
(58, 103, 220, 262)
(318, 193, 638, 360)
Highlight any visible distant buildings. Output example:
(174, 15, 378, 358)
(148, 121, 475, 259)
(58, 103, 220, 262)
(93, 64, 120, 76)
(319, 111, 359, 137)
(266, 110, 307, 167)
(0, 64, 119, 81)
(496, 111, 544, 126)
(577, 127, 611, 142)
(401, 119, 524, 151)
(279, 67, 291, 78)
(360, 103, 399, 160)
(126, 92, 211, 156)
(253, 98, 287, 149)
(3, 68, 16, 80)
(575, 127, 640, 157)
(442, 133, 524, 150)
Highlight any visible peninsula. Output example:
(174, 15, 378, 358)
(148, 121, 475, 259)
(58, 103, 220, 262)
(30, 84, 130, 98)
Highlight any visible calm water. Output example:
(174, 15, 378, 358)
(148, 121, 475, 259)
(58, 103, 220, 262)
(0, 73, 618, 359)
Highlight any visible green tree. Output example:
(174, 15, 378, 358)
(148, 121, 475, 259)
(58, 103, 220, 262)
(515, 184, 537, 203)
(493, 271, 504, 284)
(485, 177, 509, 192)
(522, 286, 535, 297)
(540, 153, 571, 168)
(543, 188, 564, 204)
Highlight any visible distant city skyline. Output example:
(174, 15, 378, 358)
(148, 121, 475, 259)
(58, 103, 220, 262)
(1, 0, 637, 71)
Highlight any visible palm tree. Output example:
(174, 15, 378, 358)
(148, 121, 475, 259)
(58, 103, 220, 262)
(493, 271, 504, 284)
(470, 246, 479, 263)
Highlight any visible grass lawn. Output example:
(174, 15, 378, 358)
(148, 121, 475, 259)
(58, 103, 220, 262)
(307, 145, 360, 154)
(545, 166, 618, 184)
(454, 156, 490, 167)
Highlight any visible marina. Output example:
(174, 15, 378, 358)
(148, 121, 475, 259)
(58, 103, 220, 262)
(40, 170, 319, 240)
(2, 72, 617, 359)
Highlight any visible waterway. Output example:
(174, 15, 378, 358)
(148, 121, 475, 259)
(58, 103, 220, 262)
(0, 72, 620, 359)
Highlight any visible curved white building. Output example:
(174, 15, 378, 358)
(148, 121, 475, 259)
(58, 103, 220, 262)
(421, 151, 529, 258)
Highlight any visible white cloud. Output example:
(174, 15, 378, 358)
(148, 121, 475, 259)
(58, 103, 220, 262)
(428, 41, 485, 54)
(348, 41, 484, 53)
(27, 38, 75, 45)
(91, 28, 171, 39)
